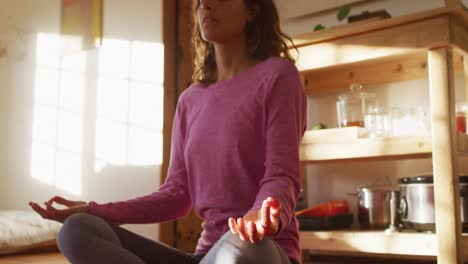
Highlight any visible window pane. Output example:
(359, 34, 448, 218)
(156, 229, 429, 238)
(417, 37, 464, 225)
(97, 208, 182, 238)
(97, 78, 129, 122)
(95, 119, 127, 165)
(130, 41, 164, 83)
(128, 128, 162, 166)
(61, 51, 87, 73)
(55, 150, 82, 195)
(59, 71, 86, 113)
(34, 69, 59, 106)
(129, 82, 163, 131)
(32, 105, 57, 144)
(36, 33, 60, 68)
(57, 111, 83, 152)
(98, 39, 130, 78)
(30, 142, 55, 184)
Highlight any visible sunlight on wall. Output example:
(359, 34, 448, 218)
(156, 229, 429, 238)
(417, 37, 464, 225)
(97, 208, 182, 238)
(94, 39, 164, 172)
(295, 43, 415, 71)
(31, 33, 85, 195)
(31, 33, 165, 193)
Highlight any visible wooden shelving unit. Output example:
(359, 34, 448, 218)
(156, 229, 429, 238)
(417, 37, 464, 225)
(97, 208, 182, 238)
(300, 135, 433, 162)
(300, 230, 468, 258)
(295, 1, 468, 263)
(300, 133, 468, 163)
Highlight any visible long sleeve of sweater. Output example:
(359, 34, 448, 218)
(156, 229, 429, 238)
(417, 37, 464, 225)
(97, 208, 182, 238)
(247, 61, 307, 234)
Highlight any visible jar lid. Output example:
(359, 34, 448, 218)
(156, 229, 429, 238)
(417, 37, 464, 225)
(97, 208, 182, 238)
(399, 175, 468, 184)
(338, 83, 376, 101)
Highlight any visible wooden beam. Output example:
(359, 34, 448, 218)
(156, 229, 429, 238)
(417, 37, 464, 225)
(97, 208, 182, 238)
(462, 54, 468, 152)
(160, 0, 202, 251)
(450, 16, 468, 57)
(172, 0, 202, 253)
(428, 47, 462, 264)
(159, 0, 177, 246)
(465, 54, 468, 101)
(296, 16, 451, 72)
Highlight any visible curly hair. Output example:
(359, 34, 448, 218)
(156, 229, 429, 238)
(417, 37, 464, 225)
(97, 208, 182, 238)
(192, 0, 298, 86)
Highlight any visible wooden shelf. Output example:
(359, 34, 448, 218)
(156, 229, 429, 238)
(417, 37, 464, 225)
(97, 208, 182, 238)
(291, 7, 468, 48)
(300, 135, 432, 163)
(300, 230, 468, 258)
(292, 8, 468, 96)
(299, 51, 465, 96)
(294, 3, 468, 262)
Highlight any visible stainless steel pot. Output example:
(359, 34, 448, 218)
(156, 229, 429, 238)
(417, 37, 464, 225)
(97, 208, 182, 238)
(398, 175, 468, 232)
(355, 187, 400, 229)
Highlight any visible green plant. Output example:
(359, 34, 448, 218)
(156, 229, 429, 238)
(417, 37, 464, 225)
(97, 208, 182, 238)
(313, 5, 352, 31)
(313, 24, 326, 31)
(337, 5, 351, 22)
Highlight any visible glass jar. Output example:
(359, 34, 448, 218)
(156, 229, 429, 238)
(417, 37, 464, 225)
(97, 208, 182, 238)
(336, 83, 377, 128)
(365, 106, 391, 138)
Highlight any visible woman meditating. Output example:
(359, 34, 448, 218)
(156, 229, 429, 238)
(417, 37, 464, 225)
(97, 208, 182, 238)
(29, 0, 307, 263)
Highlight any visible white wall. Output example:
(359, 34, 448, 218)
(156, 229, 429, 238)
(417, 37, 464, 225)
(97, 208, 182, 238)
(0, 0, 164, 240)
(278, 0, 468, 36)
(278, 0, 445, 36)
(277, 0, 468, 226)
(0, 4, 10, 209)
(0, 63, 8, 209)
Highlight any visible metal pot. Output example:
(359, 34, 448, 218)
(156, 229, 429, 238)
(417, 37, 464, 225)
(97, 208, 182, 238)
(398, 175, 468, 232)
(355, 187, 400, 229)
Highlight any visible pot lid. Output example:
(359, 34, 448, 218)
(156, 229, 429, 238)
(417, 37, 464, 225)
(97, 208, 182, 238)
(358, 186, 399, 192)
(399, 175, 468, 184)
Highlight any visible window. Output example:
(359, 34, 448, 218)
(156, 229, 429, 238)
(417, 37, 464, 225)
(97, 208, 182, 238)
(31, 33, 85, 195)
(31, 34, 165, 195)
(94, 39, 164, 171)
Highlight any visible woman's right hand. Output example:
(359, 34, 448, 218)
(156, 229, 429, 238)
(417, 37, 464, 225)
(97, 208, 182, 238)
(29, 196, 90, 223)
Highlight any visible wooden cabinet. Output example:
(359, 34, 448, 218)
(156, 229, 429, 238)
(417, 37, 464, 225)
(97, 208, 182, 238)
(294, 3, 468, 263)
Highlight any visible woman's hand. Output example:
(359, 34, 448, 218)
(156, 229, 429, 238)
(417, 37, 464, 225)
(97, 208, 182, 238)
(29, 196, 90, 223)
(228, 197, 281, 244)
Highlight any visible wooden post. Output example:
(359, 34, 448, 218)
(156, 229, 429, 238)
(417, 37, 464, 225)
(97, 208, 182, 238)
(464, 54, 468, 101)
(171, 0, 202, 253)
(160, 0, 201, 251)
(428, 47, 462, 263)
(159, 0, 178, 246)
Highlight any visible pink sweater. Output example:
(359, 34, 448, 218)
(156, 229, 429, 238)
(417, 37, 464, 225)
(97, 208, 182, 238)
(89, 56, 307, 263)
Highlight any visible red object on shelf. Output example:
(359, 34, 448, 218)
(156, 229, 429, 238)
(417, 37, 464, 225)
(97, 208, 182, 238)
(457, 114, 466, 133)
(295, 200, 349, 217)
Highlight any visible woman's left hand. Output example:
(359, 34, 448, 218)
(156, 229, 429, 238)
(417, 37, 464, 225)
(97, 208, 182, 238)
(228, 196, 281, 244)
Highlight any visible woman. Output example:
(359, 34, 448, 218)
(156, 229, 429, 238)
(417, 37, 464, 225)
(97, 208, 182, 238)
(29, 0, 306, 263)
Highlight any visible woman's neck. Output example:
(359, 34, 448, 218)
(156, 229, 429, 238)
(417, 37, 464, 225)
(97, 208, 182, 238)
(214, 39, 260, 82)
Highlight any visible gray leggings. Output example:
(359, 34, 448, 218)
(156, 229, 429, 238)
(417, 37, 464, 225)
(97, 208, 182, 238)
(57, 213, 297, 264)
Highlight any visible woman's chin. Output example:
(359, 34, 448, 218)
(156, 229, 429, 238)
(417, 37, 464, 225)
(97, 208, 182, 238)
(201, 33, 219, 43)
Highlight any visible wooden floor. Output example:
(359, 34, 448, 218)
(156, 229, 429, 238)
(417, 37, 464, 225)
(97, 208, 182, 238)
(0, 252, 68, 264)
